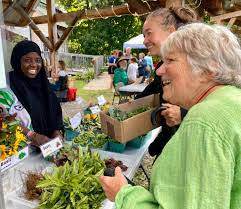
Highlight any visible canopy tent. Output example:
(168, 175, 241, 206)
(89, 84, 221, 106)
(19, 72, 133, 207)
(123, 34, 146, 49)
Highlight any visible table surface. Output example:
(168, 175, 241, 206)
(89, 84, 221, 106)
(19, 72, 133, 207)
(100, 127, 160, 209)
(118, 83, 148, 93)
(2, 128, 161, 209)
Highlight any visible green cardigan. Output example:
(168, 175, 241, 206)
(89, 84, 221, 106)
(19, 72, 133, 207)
(113, 68, 128, 86)
(116, 85, 241, 209)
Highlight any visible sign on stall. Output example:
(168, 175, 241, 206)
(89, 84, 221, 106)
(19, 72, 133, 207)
(76, 96, 88, 109)
(40, 137, 63, 158)
(90, 105, 101, 114)
(70, 112, 82, 129)
(0, 146, 29, 172)
(97, 95, 107, 106)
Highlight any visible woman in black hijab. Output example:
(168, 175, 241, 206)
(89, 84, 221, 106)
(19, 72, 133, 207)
(9, 40, 63, 139)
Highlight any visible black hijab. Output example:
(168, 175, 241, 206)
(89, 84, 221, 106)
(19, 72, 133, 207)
(9, 40, 63, 137)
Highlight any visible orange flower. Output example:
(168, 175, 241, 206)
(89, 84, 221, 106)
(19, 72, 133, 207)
(0, 145, 8, 160)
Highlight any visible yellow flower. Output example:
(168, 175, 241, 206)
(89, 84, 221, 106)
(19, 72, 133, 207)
(0, 145, 8, 160)
(15, 126, 26, 142)
(8, 148, 17, 156)
(2, 122, 7, 129)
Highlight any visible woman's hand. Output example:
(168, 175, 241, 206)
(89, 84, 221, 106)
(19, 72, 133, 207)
(51, 130, 63, 140)
(99, 167, 128, 202)
(161, 103, 182, 127)
(31, 133, 49, 147)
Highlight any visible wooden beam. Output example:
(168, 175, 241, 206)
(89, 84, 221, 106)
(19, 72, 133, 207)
(211, 10, 241, 22)
(166, 0, 182, 8)
(3, 0, 26, 20)
(46, 0, 58, 73)
(32, 3, 147, 24)
(18, 0, 38, 26)
(54, 11, 84, 51)
(13, 3, 53, 50)
(227, 17, 237, 28)
(46, 0, 57, 47)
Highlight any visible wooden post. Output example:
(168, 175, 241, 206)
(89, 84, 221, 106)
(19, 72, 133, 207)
(46, 0, 58, 75)
(166, 0, 182, 8)
(54, 11, 84, 51)
(13, 3, 53, 50)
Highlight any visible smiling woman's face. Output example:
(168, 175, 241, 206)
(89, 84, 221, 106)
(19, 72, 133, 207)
(143, 17, 173, 56)
(20, 52, 42, 78)
(156, 51, 203, 108)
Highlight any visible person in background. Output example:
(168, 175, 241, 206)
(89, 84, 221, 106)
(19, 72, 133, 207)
(108, 50, 118, 74)
(57, 60, 67, 77)
(144, 52, 154, 78)
(9, 40, 63, 139)
(113, 57, 129, 92)
(127, 57, 138, 84)
(136, 6, 197, 159)
(115, 50, 123, 64)
(137, 52, 147, 77)
(124, 47, 132, 59)
(50, 60, 68, 92)
(0, 88, 49, 146)
(100, 22, 241, 209)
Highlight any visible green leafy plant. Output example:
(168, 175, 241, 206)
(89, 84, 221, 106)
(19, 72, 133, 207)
(37, 148, 106, 209)
(108, 106, 151, 121)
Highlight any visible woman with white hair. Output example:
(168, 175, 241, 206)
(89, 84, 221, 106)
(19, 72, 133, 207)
(99, 23, 241, 209)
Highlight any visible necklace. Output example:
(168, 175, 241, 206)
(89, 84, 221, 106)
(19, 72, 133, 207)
(194, 85, 222, 104)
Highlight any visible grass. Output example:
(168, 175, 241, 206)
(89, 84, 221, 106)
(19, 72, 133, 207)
(75, 80, 113, 104)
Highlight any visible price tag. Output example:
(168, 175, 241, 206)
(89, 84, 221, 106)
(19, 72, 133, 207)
(97, 95, 107, 106)
(70, 112, 81, 129)
(40, 137, 63, 158)
(90, 105, 101, 114)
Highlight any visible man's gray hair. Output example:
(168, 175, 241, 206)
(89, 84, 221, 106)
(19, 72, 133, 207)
(161, 23, 241, 88)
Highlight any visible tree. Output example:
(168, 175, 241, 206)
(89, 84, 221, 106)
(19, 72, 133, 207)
(57, 0, 143, 55)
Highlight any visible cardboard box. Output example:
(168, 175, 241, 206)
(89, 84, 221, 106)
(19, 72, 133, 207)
(100, 94, 160, 143)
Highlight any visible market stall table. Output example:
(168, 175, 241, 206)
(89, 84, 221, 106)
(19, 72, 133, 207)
(100, 127, 161, 209)
(114, 83, 148, 104)
(2, 128, 161, 209)
(118, 83, 148, 94)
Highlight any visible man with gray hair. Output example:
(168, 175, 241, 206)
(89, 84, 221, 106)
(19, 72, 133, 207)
(124, 47, 132, 59)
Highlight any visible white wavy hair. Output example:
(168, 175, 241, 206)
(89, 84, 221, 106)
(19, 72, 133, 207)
(161, 23, 241, 88)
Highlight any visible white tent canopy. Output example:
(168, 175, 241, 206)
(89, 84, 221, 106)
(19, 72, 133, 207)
(123, 34, 146, 49)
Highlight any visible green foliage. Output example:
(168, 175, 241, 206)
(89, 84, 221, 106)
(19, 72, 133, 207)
(57, 0, 125, 10)
(108, 106, 151, 121)
(37, 149, 106, 209)
(57, 0, 143, 55)
(75, 70, 95, 82)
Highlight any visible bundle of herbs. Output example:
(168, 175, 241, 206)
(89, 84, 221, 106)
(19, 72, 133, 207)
(51, 144, 80, 166)
(104, 158, 128, 172)
(108, 106, 151, 121)
(64, 116, 101, 133)
(23, 171, 44, 201)
(37, 148, 106, 209)
(73, 130, 109, 149)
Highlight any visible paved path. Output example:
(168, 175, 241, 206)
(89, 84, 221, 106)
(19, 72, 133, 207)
(83, 72, 113, 90)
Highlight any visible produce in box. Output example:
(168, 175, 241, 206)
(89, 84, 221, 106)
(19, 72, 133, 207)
(108, 106, 151, 121)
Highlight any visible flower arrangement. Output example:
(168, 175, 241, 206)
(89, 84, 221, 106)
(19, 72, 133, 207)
(0, 115, 27, 161)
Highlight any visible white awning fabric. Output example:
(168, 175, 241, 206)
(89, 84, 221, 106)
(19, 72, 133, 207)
(123, 34, 146, 49)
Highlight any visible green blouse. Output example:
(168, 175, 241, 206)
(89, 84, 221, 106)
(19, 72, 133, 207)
(113, 68, 128, 86)
(115, 85, 241, 209)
